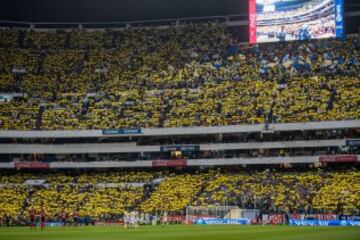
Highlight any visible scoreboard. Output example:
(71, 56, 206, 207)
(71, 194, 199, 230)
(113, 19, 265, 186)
(249, 0, 344, 43)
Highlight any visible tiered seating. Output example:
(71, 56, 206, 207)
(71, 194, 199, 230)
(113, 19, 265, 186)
(23, 30, 67, 49)
(0, 100, 39, 130)
(0, 29, 19, 48)
(0, 169, 359, 220)
(0, 186, 28, 217)
(22, 172, 156, 218)
(80, 186, 143, 217)
(0, 26, 358, 130)
(140, 174, 206, 212)
(28, 185, 88, 217)
(195, 169, 360, 214)
(312, 171, 360, 213)
(0, 48, 40, 74)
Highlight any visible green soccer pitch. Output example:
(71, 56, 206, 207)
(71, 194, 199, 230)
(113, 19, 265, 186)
(0, 225, 359, 240)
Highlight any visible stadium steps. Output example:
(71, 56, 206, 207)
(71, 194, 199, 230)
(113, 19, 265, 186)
(142, 183, 156, 202)
(37, 51, 46, 74)
(14, 75, 22, 92)
(35, 105, 45, 130)
(266, 91, 277, 124)
(190, 173, 216, 205)
(64, 32, 71, 48)
(158, 97, 172, 127)
(18, 30, 25, 48)
(111, 31, 118, 47)
(21, 187, 34, 213)
(326, 88, 337, 111)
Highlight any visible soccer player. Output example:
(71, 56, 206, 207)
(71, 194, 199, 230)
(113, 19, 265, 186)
(123, 210, 129, 228)
(139, 212, 145, 225)
(129, 211, 136, 228)
(29, 208, 36, 230)
(162, 211, 169, 226)
(72, 209, 79, 226)
(60, 208, 67, 227)
(39, 208, 46, 230)
(151, 213, 158, 226)
(4, 214, 10, 227)
(144, 213, 150, 225)
(134, 211, 139, 228)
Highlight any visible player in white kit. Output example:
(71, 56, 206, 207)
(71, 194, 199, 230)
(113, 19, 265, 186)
(123, 210, 129, 229)
(162, 211, 169, 225)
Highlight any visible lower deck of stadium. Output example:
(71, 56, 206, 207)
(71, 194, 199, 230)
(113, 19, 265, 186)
(0, 165, 359, 227)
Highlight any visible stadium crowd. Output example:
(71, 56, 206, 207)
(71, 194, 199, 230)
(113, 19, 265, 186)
(0, 171, 161, 225)
(0, 23, 359, 130)
(0, 168, 359, 225)
(194, 169, 360, 215)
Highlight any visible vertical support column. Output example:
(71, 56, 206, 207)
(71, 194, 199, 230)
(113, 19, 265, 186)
(225, 16, 230, 25)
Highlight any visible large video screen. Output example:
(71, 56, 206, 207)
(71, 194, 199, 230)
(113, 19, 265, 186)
(249, 0, 344, 44)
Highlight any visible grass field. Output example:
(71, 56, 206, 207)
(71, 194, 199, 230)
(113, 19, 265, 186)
(0, 225, 359, 240)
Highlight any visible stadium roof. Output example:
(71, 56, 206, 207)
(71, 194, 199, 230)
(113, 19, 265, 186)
(1, 0, 248, 23)
(1, 0, 358, 23)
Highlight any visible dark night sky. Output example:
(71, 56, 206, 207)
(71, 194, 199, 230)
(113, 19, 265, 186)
(0, 0, 358, 23)
(1, 0, 247, 22)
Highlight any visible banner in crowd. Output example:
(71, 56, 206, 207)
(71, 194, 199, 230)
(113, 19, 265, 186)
(335, 0, 345, 40)
(319, 155, 358, 163)
(195, 218, 250, 225)
(95, 182, 146, 188)
(151, 178, 165, 184)
(248, 0, 257, 44)
(160, 145, 200, 152)
(24, 179, 46, 186)
(152, 159, 187, 167)
(102, 128, 142, 135)
(15, 162, 50, 169)
(290, 219, 360, 226)
(12, 67, 26, 74)
(0, 94, 13, 102)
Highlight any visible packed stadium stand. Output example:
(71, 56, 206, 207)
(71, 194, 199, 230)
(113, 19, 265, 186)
(0, 168, 359, 225)
(0, 24, 359, 130)
(0, 9, 359, 229)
